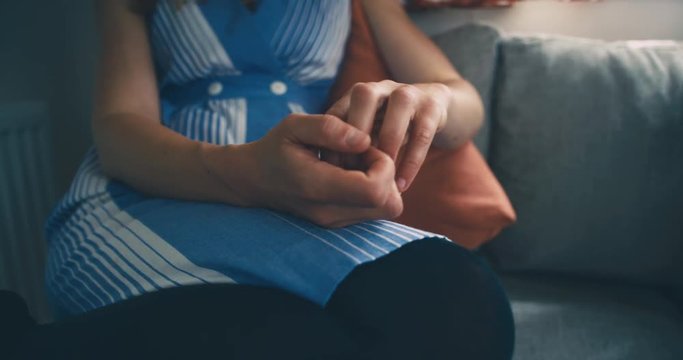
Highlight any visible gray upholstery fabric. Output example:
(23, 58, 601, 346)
(432, 23, 501, 158)
(486, 34, 683, 287)
(503, 274, 683, 360)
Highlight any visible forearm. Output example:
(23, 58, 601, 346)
(93, 113, 251, 205)
(91, 2, 252, 205)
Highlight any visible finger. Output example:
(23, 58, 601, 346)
(326, 92, 351, 119)
(359, 146, 396, 186)
(378, 86, 417, 160)
(299, 147, 395, 207)
(326, 94, 364, 169)
(291, 159, 385, 208)
(294, 203, 384, 229)
(396, 112, 438, 192)
(346, 82, 388, 134)
(304, 190, 404, 228)
(331, 186, 403, 227)
(284, 114, 370, 153)
(299, 157, 403, 227)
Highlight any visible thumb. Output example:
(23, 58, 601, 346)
(283, 114, 370, 153)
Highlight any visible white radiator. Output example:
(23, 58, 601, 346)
(0, 101, 55, 322)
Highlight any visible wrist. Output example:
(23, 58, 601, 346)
(429, 79, 481, 149)
(198, 142, 257, 207)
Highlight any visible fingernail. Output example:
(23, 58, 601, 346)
(345, 130, 365, 147)
(396, 178, 407, 192)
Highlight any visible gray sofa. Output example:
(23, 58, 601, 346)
(433, 24, 683, 359)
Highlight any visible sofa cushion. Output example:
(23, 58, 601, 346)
(432, 23, 501, 158)
(502, 274, 683, 360)
(486, 34, 683, 287)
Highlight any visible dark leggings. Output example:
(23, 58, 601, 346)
(10, 239, 514, 360)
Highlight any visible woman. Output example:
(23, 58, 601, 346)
(10, 0, 513, 358)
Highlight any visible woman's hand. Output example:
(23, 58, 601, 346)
(326, 80, 451, 192)
(202, 114, 403, 228)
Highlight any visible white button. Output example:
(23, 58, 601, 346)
(207, 81, 223, 96)
(270, 81, 287, 95)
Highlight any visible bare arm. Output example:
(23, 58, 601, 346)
(93, 0, 248, 204)
(362, 0, 484, 149)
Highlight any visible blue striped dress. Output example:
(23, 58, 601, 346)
(45, 0, 443, 316)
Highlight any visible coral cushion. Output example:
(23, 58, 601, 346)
(328, 0, 515, 249)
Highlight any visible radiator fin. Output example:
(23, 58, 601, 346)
(0, 102, 55, 322)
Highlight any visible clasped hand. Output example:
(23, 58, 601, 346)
(245, 80, 450, 227)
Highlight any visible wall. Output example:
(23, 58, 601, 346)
(0, 0, 96, 322)
(0, 0, 97, 197)
(411, 0, 683, 41)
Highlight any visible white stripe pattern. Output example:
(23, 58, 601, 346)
(47, 187, 235, 315)
(151, 1, 240, 85)
(272, 1, 350, 84)
(164, 98, 247, 145)
(287, 102, 307, 114)
(268, 212, 364, 264)
(149, 1, 350, 147)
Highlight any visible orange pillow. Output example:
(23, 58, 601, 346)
(328, 0, 516, 249)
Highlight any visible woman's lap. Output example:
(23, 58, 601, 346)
(20, 285, 359, 360)
(32, 238, 513, 360)
(46, 181, 441, 316)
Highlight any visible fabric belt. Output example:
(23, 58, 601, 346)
(160, 74, 334, 110)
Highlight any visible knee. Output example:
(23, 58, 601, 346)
(422, 240, 515, 360)
(330, 238, 515, 360)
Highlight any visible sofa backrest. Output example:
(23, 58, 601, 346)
(480, 33, 683, 288)
(432, 24, 502, 159)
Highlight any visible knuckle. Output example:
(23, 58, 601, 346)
(365, 183, 388, 208)
(392, 86, 418, 106)
(420, 101, 446, 128)
(351, 82, 377, 99)
(413, 126, 434, 147)
(421, 96, 440, 113)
